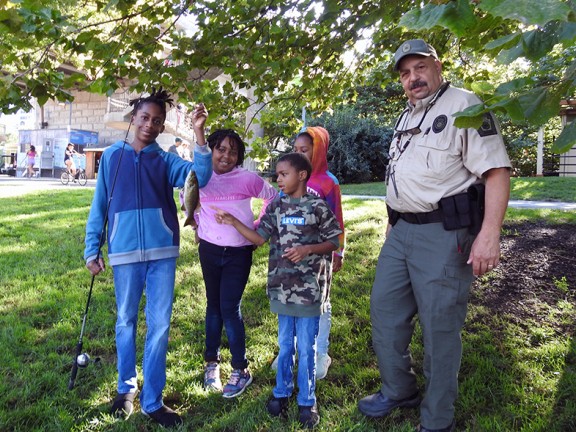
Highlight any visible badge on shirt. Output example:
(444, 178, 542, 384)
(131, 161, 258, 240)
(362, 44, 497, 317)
(477, 113, 498, 137)
(432, 115, 448, 133)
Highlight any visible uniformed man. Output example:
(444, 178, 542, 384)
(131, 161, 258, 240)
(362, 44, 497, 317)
(358, 39, 511, 432)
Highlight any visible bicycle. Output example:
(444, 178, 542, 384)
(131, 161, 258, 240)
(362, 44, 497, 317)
(61, 168, 87, 186)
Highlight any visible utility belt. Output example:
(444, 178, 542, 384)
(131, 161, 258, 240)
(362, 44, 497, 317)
(387, 183, 485, 235)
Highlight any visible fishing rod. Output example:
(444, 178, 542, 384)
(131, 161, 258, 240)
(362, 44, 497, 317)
(68, 116, 134, 390)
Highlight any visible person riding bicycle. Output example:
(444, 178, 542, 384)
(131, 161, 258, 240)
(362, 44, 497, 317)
(64, 143, 84, 178)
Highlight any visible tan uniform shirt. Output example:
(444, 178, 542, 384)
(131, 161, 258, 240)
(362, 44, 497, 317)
(386, 83, 511, 213)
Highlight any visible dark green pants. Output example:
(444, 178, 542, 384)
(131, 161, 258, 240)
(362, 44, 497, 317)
(371, 220, 475, 429)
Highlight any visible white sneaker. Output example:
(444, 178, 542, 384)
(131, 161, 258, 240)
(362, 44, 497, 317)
(204, 362, 222, 392)
(316, 353, 332, 380)
(271, 355, 279, 371)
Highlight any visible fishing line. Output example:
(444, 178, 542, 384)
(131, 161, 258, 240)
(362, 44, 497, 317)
(68, 111, 135, 390)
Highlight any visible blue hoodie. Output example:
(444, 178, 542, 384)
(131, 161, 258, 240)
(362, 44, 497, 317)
(84, 140, 212, 266)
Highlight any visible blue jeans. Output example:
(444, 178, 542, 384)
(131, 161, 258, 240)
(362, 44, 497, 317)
(199, 240, 252, 369)
(316, 302, 332, 355)
(274, 314, 320, 406)
(113, 258, 176, 413)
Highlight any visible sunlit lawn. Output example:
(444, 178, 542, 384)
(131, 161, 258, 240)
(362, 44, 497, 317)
(338, 177, 576, 203)
(0, 188, 574, 431)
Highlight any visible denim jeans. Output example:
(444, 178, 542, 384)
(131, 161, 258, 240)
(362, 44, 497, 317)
(274, 314, 320, 406)
(316, 302, 332, 355)
(113, 258, 176, 413)
(199, 240, 253, 369)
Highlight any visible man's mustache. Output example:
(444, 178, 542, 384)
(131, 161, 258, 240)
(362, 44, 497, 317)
(410, 81, 427, 90)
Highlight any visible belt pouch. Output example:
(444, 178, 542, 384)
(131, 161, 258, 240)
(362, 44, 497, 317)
(439, 193, 471, 231)
(386, 204, 400, 226)
(454, 193, 471, 228)
(439, 196, 460, 230)
(467, 183, 486, 235)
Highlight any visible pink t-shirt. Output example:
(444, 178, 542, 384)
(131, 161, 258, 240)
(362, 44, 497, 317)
(196, 167, 278, 247)
(27, 151, 36, 165)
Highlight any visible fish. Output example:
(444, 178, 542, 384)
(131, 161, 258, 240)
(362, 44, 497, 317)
(181, 169, 200, 229)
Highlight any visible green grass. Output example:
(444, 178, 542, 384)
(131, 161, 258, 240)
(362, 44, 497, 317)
(0, 189, 574, 431)
(339, 177, 576, 202)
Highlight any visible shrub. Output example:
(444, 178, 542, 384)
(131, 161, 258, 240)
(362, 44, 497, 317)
(313, 107, 392, 184)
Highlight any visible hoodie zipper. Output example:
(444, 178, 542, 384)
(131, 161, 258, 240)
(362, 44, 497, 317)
(135, 152, 145, 261)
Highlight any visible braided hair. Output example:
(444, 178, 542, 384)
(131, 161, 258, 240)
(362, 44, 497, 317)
(129, 87, 174, 118)
(206, 129, 246, 167)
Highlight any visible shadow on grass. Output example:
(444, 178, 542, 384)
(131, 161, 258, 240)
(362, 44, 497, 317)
(547, 334, 576, 431)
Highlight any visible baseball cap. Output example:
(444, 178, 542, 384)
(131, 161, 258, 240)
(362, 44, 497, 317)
(175, 137, 183, 142)
(394, 39, 439, 70)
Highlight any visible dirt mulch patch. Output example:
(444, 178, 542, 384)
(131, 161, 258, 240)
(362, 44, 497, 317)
(471, 221, 576, 334)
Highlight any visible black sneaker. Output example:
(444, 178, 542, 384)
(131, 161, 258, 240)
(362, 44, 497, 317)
(266, 396, 289, 417)
(141, 405, 183, 428)
(110, 392, 136, 419)
(298, 404, 320, 429)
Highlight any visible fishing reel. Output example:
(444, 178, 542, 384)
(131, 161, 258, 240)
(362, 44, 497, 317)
(75, 352, 101, 368)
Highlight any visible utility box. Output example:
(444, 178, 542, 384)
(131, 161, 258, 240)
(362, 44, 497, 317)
(40, 151, 55, 177)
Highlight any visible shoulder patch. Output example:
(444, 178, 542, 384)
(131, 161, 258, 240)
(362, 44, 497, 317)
(477, 113, 498, 137)
(432, 115, 448, 133)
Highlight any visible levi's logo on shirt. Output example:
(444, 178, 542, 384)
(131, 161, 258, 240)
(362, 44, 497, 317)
(282, 216, 305, 225)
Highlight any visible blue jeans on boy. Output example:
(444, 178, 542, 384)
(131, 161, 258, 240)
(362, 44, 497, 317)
(274, 314, 320, 406)
(113, 258, 176, 413)
(199, 240, 252, 369)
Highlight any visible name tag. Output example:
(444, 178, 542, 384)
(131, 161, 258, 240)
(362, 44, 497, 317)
(282, 216, 305, 225)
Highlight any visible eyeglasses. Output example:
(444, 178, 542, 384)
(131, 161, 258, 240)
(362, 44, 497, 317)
(394, 125, 422, 138)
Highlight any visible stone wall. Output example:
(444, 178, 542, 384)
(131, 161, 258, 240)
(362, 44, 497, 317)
(38, 90, 179, 150)
(39, 90, 123, 147)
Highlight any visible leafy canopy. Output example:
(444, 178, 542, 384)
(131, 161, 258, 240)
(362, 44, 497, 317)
(0, 0, 574, 152)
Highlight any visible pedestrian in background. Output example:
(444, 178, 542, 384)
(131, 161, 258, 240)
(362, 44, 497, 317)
(25, 145, 37, 178)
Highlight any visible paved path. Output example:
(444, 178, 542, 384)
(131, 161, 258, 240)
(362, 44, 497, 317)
(343, 195, 576, 211)
(0, 175, 96, 198)
(1, 176, 575, 210)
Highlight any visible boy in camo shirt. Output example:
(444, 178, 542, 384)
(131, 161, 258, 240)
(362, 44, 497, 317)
(213, 152, 342, 429)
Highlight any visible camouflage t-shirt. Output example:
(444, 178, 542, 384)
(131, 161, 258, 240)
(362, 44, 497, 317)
(256, 193, 342, 318)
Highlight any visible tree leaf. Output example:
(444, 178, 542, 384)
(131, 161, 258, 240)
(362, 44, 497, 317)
(551, 120, 576, 153)
(399, 0, 476, 36)
(488, 97, 526, 122)
(518, 87, 564, 126)
(470, 81, 495, 96)
(453, 104, 487, 129)
(477, 0, 571, 26)
(521, 22, 564, 62)
(484, 32, 521, 51)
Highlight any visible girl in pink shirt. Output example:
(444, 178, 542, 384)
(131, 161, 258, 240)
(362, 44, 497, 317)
(196, 129, 277, 398)
(26, 145, 37, 178)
